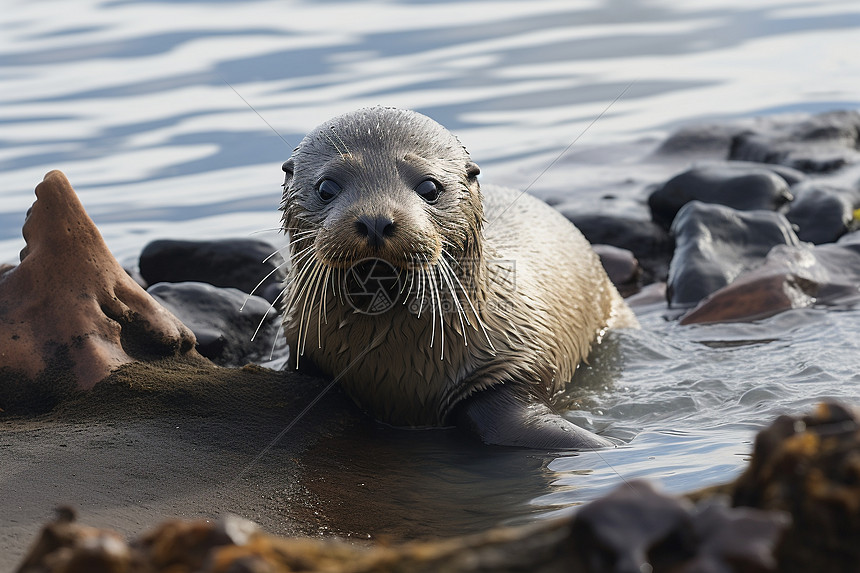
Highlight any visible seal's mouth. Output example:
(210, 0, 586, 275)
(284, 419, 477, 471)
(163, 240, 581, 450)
(342, 257, 404, 315)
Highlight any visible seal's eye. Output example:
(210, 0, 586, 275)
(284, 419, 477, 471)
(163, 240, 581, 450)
(415, 179, 441, 203)
(316, 179, 342, 203)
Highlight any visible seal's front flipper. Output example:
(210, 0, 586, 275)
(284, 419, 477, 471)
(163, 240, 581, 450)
(455, 385, 615, 450)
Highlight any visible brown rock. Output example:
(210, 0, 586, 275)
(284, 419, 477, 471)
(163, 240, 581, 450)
(15, 507, 130, 573)
(680, 242, 860, 325)
(732, 402, 860, 573)
(0, 171, 197, 409)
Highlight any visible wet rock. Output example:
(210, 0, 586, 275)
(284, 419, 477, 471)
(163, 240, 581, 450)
(729, 110, 860, 173)
(667, 202, 800, 307)
(648, 163, 793, 231)
(624, 281, 667, 307)
(785, 182, 860, 244)
(732, 402, 860, 573)
(139, 238, 288, 304)
(654, 122, 747, 157)
(0, 171, 197, 410)
(568, 480, 697, 572)
(675, 502, 787, 573)
(561, 210, 673, 283)
(16, 481, 786, 573)
(568, 480, 785, 573)
(148, 282, 287, 367)
(680, 242, 860, 324)
(740, 161, 807, 187)
(591, 244, 641, 297)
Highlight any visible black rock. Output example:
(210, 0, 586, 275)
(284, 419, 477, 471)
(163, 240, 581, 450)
(139, 239, 287, 303)
(667, 202, 800, 307)
(592, 244, 641, 297)
(148, 282, 287, 368)
(561, 211, 673, 284)
(655, 122, 747, 157)
(649, 163, 793, 231)
(729, 110, 860, 173)
(727, 161, 807, 186)
(785, 182, 860, 244)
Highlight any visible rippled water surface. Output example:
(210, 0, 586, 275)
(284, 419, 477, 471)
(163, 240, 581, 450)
(3, 0, 860, 536)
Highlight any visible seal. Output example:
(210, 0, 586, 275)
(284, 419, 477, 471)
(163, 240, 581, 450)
(280, 107, 638, 449)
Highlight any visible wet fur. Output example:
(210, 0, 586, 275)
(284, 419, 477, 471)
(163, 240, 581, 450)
(280, 107, 637, 448)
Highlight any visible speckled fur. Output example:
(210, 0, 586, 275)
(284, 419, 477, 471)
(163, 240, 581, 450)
(281, 107, 637, 428)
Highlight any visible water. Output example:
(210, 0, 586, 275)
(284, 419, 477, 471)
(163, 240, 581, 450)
(2, 0, 860, 538)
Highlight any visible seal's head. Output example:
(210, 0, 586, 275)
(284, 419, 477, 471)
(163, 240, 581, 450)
(281, 107, 483, 272)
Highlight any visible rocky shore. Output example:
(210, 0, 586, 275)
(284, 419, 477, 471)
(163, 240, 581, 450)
(3, 109, 860, 571)
(15, 402, 860, 572)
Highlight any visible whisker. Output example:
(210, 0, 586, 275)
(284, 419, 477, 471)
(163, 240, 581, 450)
(298, 262, 325, 358)
(438, 258, 467, 344)
(443, 251, 495, 351)
(317, 265, 332, 349)
(241, 258, 290, 309)
(330, 125, 352, 155)
(250, 303, 278, 343)
(435, 262, 445, 361)
(268, 320, 284, 361)
(422, 255, 436, 348)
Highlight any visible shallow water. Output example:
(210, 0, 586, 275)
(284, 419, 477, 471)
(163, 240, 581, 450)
(3, 0, 860, 541)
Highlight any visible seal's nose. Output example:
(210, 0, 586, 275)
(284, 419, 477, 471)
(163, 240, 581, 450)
(355, 214, 395, 248)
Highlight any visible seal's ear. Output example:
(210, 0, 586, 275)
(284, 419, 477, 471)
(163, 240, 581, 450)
(280, 160, 295, 220)
(282, 159, 294, 188)
(466, 161, 480, 180)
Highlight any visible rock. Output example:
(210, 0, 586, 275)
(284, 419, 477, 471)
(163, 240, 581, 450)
(33, 400, 860, 573)
(648, 163, 793, 231)
(15, 507, 130, 573)
(148, 282, 287, 367)
(139, 238, 288, 304)
(570, 481, 786, 573)
(560, 210, 673, 283)
(624, 281, 667, 307)
(0, 171, 197, 411)
(568, 480, 697, 572)
(591, 244, 641, 297)
(676, 503, 786, 573)
(654, 122, 747, 157)
(732, 402, 860, 573)
(730, 110, 860, 173)
(680, 242, 860, 324)
(667, 202, 800, 307)
(839, 230, 860, 245)
(785, 182, 860, 244)
(15, 482, 786, 573)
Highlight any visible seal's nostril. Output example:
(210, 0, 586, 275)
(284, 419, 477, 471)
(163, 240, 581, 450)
(355, 218, 370, 237)
(356, 215, 395, 248)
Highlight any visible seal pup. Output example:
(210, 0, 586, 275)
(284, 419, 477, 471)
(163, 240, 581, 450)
(280, 107, 638, 449)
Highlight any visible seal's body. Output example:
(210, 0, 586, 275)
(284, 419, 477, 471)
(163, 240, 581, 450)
(281, 107, 637, 448)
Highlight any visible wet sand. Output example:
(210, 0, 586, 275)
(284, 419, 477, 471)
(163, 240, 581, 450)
(1, 356, 565, 569)
(0, 358, 352, 568)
